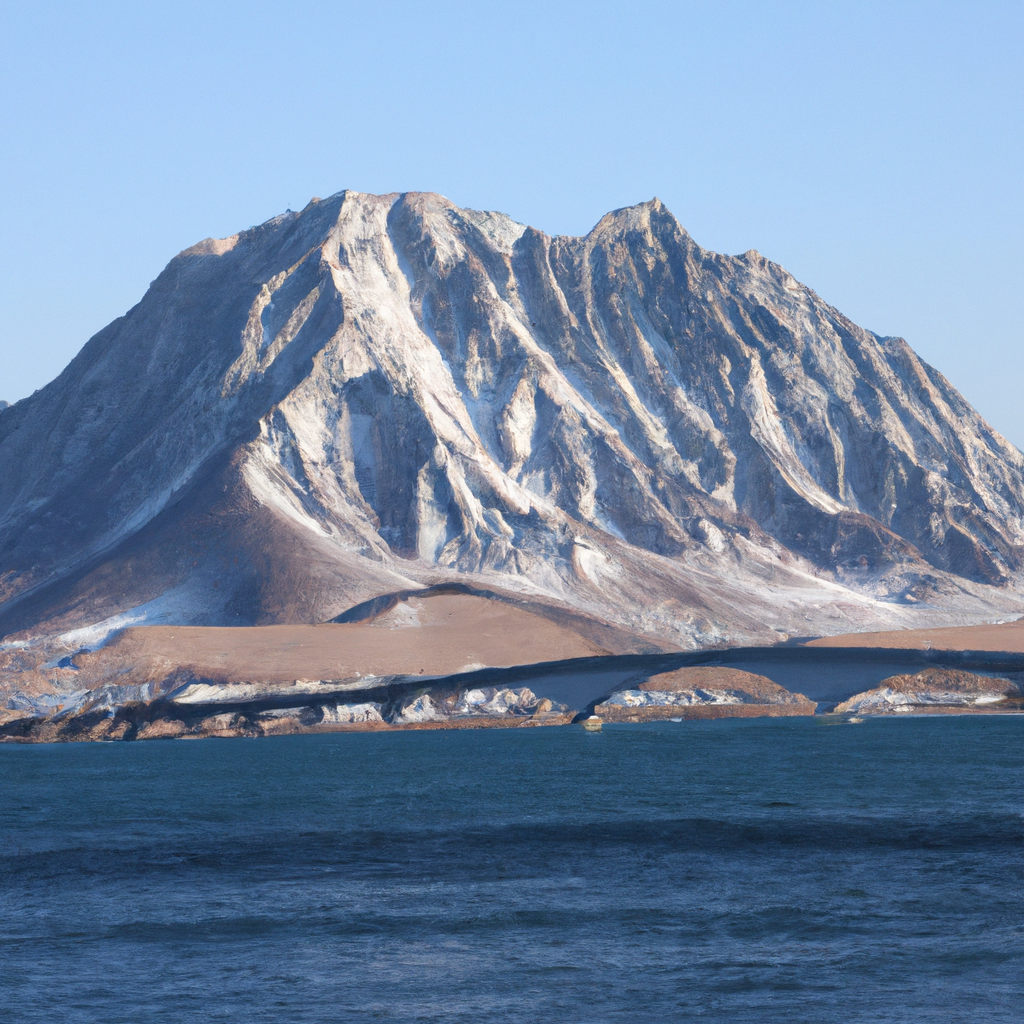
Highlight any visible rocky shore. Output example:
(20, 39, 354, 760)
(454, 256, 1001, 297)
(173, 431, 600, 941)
(0, 684, 575, 743)
(0, 659, 822, 743)
(834, 668, 1024, 715)
(592, 666, 816, 723)
(8, 616, 1024, 741)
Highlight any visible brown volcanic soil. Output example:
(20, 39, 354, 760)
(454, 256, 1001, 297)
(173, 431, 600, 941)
(805, 618, 1024, 652)
(73, 592, 624, 688)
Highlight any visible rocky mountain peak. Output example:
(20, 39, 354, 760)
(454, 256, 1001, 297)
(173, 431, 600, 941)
(1, 189, 1023, 649)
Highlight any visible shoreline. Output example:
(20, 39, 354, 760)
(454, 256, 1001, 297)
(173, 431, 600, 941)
(7, 703, 1024, 745)
(7, 634, 1024, 744)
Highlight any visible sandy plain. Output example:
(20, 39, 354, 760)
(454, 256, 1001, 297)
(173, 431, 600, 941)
(70, 591, 634, 688)
(805, 617, 1024, 652)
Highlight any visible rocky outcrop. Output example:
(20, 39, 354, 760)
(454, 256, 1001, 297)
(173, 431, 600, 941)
(0, 683, 572, 743)
(594, 666, 815, 722)
(835, 668, 1024, 714)
(390, 685, 564, 723)
(2, 189, 1024, 692)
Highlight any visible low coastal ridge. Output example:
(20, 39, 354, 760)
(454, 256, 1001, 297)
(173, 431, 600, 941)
(4, 587, 1023, 742)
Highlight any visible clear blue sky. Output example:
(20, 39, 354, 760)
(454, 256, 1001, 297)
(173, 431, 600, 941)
(2, 1, 1022, 443)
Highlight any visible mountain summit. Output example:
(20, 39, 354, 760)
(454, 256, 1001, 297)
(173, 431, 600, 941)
(2, 190, 1023, 649)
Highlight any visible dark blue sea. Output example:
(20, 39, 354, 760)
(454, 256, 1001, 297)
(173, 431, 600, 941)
(3, 717, 1024, 1022)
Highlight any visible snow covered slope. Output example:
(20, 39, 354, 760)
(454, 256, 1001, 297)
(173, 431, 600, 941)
(2, 190, 1024, 652)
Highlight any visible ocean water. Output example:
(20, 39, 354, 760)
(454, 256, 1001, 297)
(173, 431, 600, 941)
(2, 717, 1024, 1023)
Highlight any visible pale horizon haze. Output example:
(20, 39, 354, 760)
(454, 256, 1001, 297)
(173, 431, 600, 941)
(2, 1, 1022, 443)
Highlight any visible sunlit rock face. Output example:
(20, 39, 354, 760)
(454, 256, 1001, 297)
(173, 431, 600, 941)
(2, 190, 1024, 648)
(834, 669, 1024, 714)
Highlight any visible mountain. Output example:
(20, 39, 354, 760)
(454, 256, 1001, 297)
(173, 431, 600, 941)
(2, 190, 1024, 667)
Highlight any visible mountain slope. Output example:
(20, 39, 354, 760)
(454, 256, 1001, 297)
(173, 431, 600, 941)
(1, 190, 1023, 655)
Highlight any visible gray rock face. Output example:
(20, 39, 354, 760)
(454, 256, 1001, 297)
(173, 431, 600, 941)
(2, 190, 1024, 648)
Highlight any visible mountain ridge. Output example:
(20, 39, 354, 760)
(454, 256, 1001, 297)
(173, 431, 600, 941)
(2, 189, 1023, 671)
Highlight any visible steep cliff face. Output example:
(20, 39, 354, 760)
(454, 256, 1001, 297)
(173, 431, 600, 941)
(1, 190, 1023, 649)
